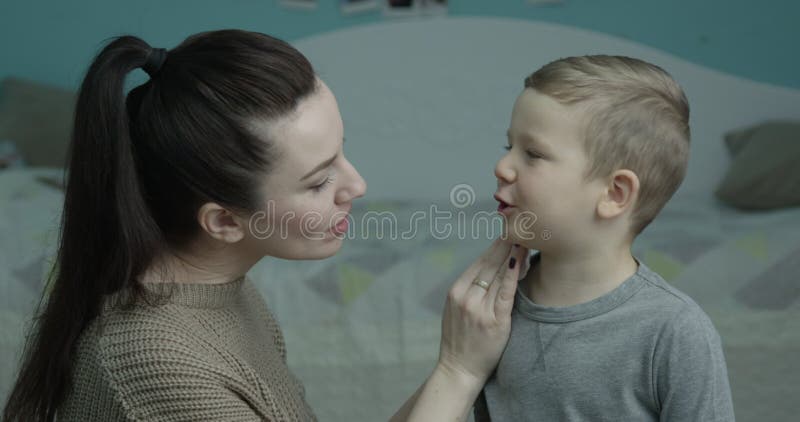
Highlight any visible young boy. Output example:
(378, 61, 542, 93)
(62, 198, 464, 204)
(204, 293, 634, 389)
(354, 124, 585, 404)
(481, 56, 735, 421)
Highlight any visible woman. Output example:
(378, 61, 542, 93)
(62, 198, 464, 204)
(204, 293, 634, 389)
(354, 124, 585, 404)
(2, 30, 527, 421)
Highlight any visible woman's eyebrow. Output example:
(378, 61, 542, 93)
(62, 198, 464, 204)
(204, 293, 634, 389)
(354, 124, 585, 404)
(299, 137, 345, 181)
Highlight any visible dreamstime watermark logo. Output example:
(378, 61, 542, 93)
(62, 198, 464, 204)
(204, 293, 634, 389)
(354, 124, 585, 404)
(248, 184, 551, 241)
(450, 183, 475, 208)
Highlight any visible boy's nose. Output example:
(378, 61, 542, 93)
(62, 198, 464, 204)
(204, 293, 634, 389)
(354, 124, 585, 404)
(494, 156, 516, 183)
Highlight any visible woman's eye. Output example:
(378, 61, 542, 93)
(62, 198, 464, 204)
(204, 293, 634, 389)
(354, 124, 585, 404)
(311, 175, 336, 193)
(312, 177, 329, 192)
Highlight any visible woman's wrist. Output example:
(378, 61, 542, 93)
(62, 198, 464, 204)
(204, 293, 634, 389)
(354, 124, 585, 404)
(431, 360, 486, 399)
(430, 361, 486, 404)
(405, 363, 485, 422)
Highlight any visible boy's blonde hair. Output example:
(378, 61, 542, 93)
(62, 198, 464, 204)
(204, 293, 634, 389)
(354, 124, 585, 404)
(525, 55, 690, 235)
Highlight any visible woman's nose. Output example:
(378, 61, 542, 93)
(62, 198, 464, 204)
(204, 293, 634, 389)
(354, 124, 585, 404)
(336, 159, 367, 204)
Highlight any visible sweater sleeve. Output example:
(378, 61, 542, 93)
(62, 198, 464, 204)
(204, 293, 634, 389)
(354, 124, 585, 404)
(653, 306, 735, 422)
(98, 312, 268, 422)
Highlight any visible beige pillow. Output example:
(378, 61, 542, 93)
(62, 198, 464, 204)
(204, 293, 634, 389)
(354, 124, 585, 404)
(0, 78, 76, 168)
(715, 121, 800, 210)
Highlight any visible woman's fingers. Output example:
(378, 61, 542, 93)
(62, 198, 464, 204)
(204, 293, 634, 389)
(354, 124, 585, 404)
(437, 242, 526, 388)
(451, 238, 508, 295)
(485, 245, 524, 305)
(436, 241, 528, 389)
(485, 248, 511, 305)
(468, 241, 512, 295)
(488, 246, 528, 321)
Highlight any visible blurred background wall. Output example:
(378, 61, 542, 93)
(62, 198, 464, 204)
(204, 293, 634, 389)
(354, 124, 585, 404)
(1, 0, 798, 91)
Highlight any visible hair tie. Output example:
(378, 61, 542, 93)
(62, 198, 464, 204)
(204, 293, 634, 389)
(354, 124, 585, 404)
(142, 48, 168, 78)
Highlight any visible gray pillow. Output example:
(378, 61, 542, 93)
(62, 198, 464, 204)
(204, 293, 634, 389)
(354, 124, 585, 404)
(0, 77, 75, 168)
(714, 121, 800, 210)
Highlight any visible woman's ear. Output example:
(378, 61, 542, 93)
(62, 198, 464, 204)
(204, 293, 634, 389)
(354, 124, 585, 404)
(197, 203, 246, 243)
(597, 169, 639, 219)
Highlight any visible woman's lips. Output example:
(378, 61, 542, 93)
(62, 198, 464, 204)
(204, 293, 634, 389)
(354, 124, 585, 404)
(331, 215, 350, 235)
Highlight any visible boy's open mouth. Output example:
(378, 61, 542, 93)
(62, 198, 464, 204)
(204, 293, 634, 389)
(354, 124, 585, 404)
(494, 195, 515, 212)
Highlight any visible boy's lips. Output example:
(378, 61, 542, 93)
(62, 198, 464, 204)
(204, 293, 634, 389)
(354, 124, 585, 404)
(494, 194, 515, 214)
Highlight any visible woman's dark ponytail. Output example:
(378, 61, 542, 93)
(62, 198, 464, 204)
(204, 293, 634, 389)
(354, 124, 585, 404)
(3, 36, 166, 421)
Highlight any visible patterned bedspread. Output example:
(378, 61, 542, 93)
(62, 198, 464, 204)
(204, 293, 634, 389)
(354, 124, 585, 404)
(1, 168, 798, 421)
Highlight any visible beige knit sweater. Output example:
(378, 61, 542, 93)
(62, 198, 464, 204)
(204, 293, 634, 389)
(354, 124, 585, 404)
(59, 277, 317, 421)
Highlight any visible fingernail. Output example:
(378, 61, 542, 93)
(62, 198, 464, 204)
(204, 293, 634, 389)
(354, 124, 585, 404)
(509, 257, 517, 269)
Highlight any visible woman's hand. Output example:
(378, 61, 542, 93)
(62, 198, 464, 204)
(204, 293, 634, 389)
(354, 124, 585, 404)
(391, 239, 528, 422)
(437, 238, 528, 386)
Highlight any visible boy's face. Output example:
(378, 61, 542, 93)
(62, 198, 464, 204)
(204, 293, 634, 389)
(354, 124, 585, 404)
(494, 88, 606, 252)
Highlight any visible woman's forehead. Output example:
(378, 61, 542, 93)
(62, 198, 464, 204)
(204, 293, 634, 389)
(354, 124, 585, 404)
(256, 88, 343, 177)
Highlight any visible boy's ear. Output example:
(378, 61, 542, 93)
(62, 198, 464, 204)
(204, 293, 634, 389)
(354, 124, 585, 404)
(597, 169, 639, 219)
(197, 203, 246, 243)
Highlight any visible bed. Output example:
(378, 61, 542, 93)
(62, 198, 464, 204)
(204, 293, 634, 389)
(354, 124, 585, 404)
(2, 17, 799, 421)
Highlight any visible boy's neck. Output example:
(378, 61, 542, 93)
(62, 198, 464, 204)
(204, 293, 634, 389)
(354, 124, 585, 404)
(521, 248, 639, 308)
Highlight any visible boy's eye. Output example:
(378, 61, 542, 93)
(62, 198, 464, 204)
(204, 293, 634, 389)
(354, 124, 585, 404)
(526, 150, 542, 159)
(504, 145, 541, 160)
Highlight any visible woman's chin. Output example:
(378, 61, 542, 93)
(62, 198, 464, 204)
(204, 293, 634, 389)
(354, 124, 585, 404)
(293, 236, 346, 260)
(310, 243, 344, 260)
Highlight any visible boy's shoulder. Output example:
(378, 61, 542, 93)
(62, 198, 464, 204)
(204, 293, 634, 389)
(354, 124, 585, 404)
(634, 260, 699, 309)
(629, 259, 721, 340)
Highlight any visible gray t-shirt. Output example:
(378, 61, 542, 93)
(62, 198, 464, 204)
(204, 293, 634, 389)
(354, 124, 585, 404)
(476, 254, 735, 421)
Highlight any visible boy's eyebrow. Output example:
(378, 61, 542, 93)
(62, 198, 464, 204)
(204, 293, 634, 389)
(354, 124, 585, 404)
(507, 130, 550, 152)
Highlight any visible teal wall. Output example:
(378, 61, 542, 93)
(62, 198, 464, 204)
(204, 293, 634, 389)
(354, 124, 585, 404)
(1, 0, 798, 90)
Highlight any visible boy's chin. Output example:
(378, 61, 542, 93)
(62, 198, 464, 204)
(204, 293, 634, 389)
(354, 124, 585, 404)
(506, 237, 540, 251)
(502, 225, 543, 250)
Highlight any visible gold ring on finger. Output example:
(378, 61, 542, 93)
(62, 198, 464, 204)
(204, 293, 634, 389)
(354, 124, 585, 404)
(473, 279, 491, 290)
